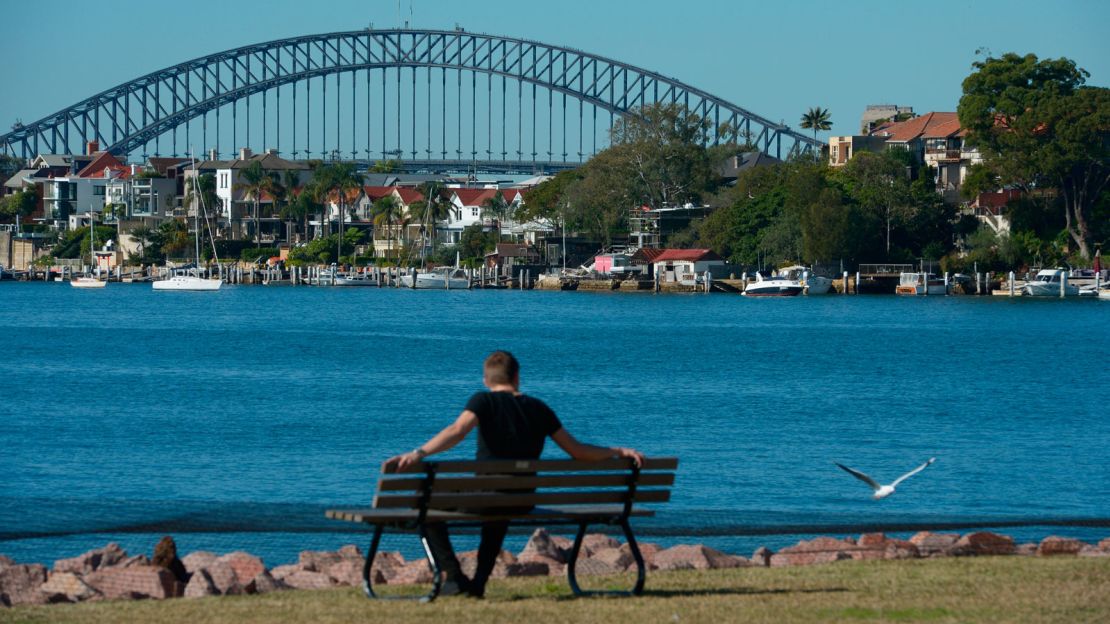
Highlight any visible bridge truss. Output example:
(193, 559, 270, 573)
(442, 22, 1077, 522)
(0, 29, 818, 171)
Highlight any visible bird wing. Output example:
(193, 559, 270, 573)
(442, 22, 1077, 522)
(890, 457, 936, 488)
(835, 463, 881, 491)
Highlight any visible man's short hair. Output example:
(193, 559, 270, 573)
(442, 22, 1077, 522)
(484, 351, 520, 385)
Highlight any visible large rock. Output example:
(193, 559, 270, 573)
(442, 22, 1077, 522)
(770, 537, 856, 567)
(504, 560, 550, 577)
(458, 550, 514, 580)
(653, 545, 748, 571)
(118, 555, 151, 568)
(337, 544, 363, 559)
(183, 569, 219, 598)
(369, 552, 404, 584)
(1079, 545, 1110, 558)
(909, 532, 961, 557)
(181, 551, 219, 574)
(0, 563, 49, 606)
(282, 570, 335, 590)
(246, 570, 288, 594)
(1015, 543, 1038, 556)
(519, 528, 570, 563)
(218, 552, 266, 585)
(592, 547, 634, 571)
(1037, 536, 1084, 556)
(0, 555, 14, 570)
(199, 560, 243, 595)
(582, 534, 621, 556)
(40, 571, 100, 603)
(621, 542, 660, 569)
(269, 564, 301, 581)
(84, 565, 177, 600)
(385, 561, 432, 585)
(1099, 538, 1110, 552)
(947, 532, 1015, 557)
(323, 558, 363, 587)
(54, 543, 127, 575)
(572, 557, 621, 576)
(298, 550, 344, 573)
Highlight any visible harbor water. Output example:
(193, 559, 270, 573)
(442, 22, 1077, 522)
(1, 282, 1108, 565)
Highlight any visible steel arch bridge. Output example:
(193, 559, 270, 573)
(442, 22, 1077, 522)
(0, 29, 818, 172)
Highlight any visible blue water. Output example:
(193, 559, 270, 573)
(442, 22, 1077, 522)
(1, 282, 1108, 566)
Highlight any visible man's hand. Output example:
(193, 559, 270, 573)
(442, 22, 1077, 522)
(383, 450, 425, 473)
(613, 447, 645, 468)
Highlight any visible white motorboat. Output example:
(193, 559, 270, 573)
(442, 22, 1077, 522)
(71, 276, 106, 289)
(778, 265, 832, 294)
(397, 266, 471, 289)
(895, 272, 946, 296)
(154, 155, 223, 292)
(743, 273, 803, 297)
(334, 273, 377, 287)
(1022, 269, 1080, 297)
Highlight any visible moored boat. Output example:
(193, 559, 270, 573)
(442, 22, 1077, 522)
(743, 273, 803, 297)
(895, 272, 946, 295)
(70, 276, 106, 289)
(778, 265, 832, 295)
(397, 266, 471, 289)
(1022, 269, 1080, 297)
(152, 272, 222, 291)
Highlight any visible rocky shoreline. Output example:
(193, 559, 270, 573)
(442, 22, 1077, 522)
(2, 530, 1109, 607)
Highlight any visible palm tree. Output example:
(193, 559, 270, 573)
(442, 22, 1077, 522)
(371, 195, 403, 261)
(325, 163, 363, 264)
(799, 107, 832, 162)
(480, 191, 511, 241)
(129, 225, 154, 262)
(233, 161, 277, 245)
(274, 169, 302, 243)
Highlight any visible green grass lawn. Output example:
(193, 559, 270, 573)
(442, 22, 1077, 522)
(4, 557, 1109, 624)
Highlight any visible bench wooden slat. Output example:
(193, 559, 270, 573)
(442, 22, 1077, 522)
(376, 472, 675, 492)
(385, 457, 678, 475)
(326, 504, 656, 524)
(372, 488, 670, 509)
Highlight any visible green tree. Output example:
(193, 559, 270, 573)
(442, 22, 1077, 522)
(958, 52, 1110, 258)
(274, 169, 303, 242)
(609, 102, 715, 209)
(233, 161, 277, 245)
(799, 107, 832, 161)
(128, 225, 154, 262)
(838, 150, 915, 256)
(315, 163, 363, 262)
(417, 181, 452, 263)
(0, 154, 25, 181)
(480, 191, 512, 240)
(371, 195, 403, 259)
(0, 189, 37, 221)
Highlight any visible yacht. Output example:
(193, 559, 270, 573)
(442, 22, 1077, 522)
(153, 269, 222, 291)
(1022, 269, 1080, 297)
(895, 272, 946, 295)
(778, 265, 832, 295)
(397, 266, 471, 289)
(334, 272, 377, 287)
(743, 273, 803, 297)
(71, 276, 107, 289)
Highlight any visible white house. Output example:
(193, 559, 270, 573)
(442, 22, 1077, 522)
(651, 248, 726, 283)
(441, 188, 524, 244)
(209, 148, 311, 241)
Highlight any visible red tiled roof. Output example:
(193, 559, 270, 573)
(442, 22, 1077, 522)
(394, 188, 425, 206)
(453, 188, 500, 206)
(501, 189, 523, 203)
(76, 152, 127, 178)
(652, 248, 722, 262)
(870, 112, 962, 142)
(631, 247, 666, 263)
(363, 185, 395, 201)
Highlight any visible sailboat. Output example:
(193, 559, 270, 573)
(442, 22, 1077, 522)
(153, 155, 223, 291)
(71, 215, 107, 288)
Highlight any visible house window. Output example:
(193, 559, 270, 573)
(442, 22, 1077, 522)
(93, 186, 106, 196)
(471, 207, 478, 217)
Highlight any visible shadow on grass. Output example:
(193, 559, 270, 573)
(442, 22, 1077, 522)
(493, 586, 852, 602)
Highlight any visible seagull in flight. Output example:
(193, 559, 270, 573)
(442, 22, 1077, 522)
(835, 458, 936, 499)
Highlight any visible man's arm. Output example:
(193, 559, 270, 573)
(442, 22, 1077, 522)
(550, 427, 644, 467)
(385, 410, 479, 471)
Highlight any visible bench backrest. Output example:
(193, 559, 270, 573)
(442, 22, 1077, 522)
(373, 458, 677, 517)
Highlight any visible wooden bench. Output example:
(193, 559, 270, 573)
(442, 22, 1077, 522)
(326, 456, 677, 602)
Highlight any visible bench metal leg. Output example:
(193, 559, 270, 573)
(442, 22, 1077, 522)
(360, 525, 443, 603)
(566, 520, 646, 597)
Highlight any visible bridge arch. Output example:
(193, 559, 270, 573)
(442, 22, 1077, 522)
(1, 29, 817, 168)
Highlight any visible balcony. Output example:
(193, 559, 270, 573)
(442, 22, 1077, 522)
(926, 149, 963, 163)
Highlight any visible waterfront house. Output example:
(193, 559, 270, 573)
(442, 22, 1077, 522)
(651, 248, 725, 283)
(371, 187, 425, 259)
(484, 242, 541, 270)
(444, 188, 524, 243)
(870, 112, 983, 203)
(210, 148, 311, 242)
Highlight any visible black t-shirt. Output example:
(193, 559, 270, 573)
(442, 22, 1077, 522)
(464, 391, 562, 460)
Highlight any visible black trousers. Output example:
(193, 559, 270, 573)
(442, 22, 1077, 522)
(423, 521, 510, 593)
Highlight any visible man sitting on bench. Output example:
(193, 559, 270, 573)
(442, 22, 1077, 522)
(386, 350, 645, 598)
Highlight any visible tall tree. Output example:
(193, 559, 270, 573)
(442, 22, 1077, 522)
(958, 52, 1110, 258)
(609, 102, 714, 209)
(799, 107, 832, 161)
(316, 163, 363, 262)
(480, 191, 512, 241)
(274, 169, 303, 242)
(371, 195, 403, 260)
(839, 151, 915, 256)
(233, 161, 277, 245)
(417, 181, 451, 263)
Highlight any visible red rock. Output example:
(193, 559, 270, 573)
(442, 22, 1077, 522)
(218, 551, 266, 585)
(389, 561, 433, 585)
(653, 545, 748, 571)
(1015, 543, 1037, 556)
(592, 547, 634, 570)
(519, 528, 570, 563)
(246, 570, 288, 594)
(1079, 545, 1109, 558)
(54, 543, 127, 575)
(298, 550, 344, 572)
(909, 532, 960, 557)
(1099, 538, 1110, 552)
(574, 557, 621, 576)
(770, 538, 857, 567)
(200, 560, 243, 595)
(324, 558, 363, 586)
(183, 570, 219, 598)
(1037, 536, 1084, 556)
(181, 551, 218, 574)
(858, 533, 887, 547)
(283, 570, 335, 590)
(0, 563, 48, 605)
(512, 553, 563, 577)
(0, 555, 14, 570)
(947, 532, 1015, 556)
(270, 564, 300, 580)
(39, 571, 100, 603)
(337, 544, 363, 559)
(84, 565, 177, 600)
(117, 555, 150, 568)
(458, 550, 512, 579)
(504, 561, 550, 577)
(582, 534, 621, 556)
(883, 541, 920, 560)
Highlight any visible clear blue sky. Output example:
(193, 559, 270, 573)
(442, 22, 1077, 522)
(2, 0, 1107, 143)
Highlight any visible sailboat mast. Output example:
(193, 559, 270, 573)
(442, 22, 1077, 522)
(192, 155, 201, 274)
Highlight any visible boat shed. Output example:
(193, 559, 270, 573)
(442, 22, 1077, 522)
(652, 248, 726, 283)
